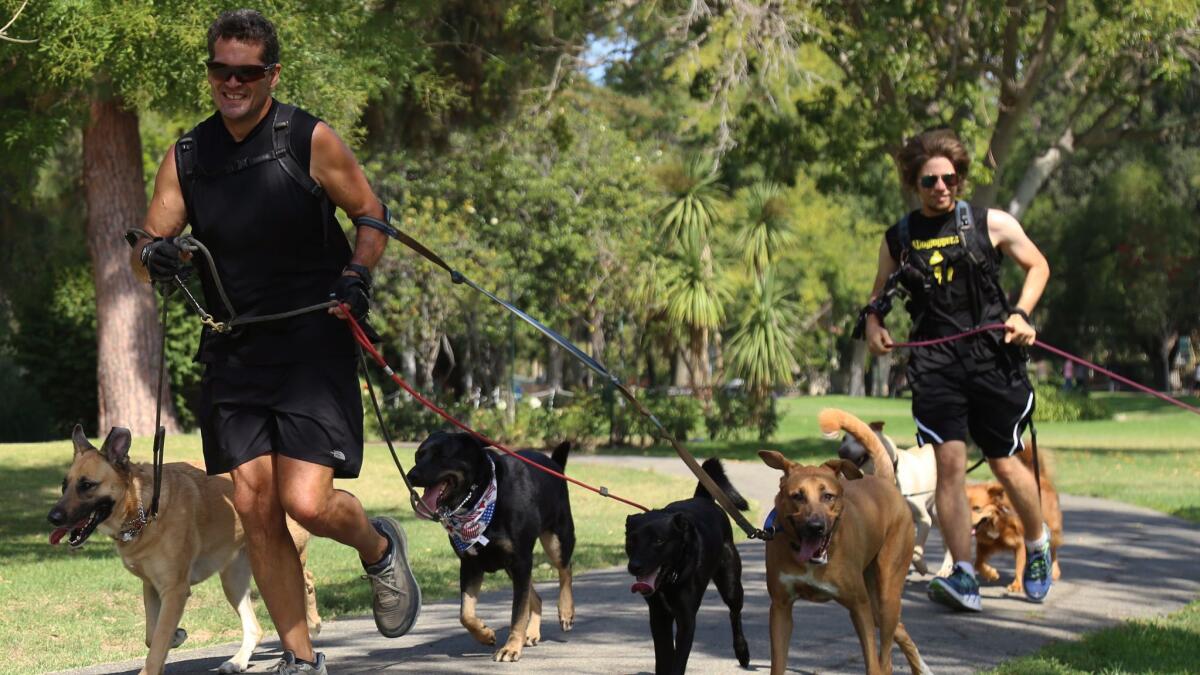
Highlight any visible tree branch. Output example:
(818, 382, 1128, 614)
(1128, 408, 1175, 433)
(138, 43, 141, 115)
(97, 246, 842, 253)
(1, 0, 35, 44)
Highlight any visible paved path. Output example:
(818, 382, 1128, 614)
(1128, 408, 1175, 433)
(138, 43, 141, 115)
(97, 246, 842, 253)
(60, 456, 1200, 674)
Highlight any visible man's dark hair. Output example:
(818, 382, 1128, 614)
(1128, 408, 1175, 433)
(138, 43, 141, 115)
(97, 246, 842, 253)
(207, 9, 280, 64)
(896, 129, 970, 193)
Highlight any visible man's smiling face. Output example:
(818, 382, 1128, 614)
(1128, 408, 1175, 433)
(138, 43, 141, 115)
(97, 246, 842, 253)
(207, 37, 278, 125)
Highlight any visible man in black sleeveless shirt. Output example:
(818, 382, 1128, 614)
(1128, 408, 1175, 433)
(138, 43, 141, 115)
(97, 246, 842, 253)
(130, 10, 419, 672)
(863, 130, 1054, 612)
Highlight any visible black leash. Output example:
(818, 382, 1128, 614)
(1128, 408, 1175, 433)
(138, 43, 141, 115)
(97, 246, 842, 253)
(358, 220, 771, 540)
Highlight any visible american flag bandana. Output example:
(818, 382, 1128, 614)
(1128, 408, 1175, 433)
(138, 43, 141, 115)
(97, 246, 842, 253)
(443, 455, 498, 556)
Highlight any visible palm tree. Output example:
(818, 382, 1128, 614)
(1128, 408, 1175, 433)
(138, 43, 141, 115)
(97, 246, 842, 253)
(654, 155, 724, 244)
(659, 234, 729, 398)
(735, 181, 795, 279)
(726, 268, 800, 399)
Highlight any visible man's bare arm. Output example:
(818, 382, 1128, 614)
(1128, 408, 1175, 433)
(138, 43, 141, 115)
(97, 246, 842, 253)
(988, 208, 1049, 345)
(309, 122, 387, 274)
(130, 145, 189, 283)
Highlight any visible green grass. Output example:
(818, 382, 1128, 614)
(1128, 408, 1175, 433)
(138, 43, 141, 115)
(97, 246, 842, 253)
(0, 435, 692, 673)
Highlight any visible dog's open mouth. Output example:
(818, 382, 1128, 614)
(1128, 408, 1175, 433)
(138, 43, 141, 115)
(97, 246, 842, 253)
(50, 502, 112, 548)
(630, 567, 665, 596)
(790, 531, 833, 566)
(418, 477, 458, 517)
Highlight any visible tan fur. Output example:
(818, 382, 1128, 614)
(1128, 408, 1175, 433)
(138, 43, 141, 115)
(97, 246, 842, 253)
(54, 428, 319, 675)
(761, 410, 930, 675)
(819, 408, 897, 485)
(967, 447, 1063, 593)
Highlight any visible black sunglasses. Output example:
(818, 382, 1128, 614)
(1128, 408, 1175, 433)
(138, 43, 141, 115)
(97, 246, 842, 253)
(205, 61, 277, 83)
(919, 173, 960, 189)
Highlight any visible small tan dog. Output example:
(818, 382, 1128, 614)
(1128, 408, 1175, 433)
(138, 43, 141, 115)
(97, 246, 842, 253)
(48, 426, 320, 675)
(835, 419, 941, 574)
(967, 445, 1063, 593)
(759, 409, 930, 675)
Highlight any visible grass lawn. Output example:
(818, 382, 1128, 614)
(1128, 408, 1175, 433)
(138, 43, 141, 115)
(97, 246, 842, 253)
(617, 392, 1200, 673)
(0, 434, 691, 673)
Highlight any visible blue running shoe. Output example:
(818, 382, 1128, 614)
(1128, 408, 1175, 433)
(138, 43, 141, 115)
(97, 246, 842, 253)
(928, 565, 982, 612)
(1023, 528, 1053, 603)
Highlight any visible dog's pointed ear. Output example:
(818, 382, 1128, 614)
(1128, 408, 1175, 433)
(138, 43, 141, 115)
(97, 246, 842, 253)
(71, 424, 93, 457)
(671, 512, 691, 534)
(100, 427, 132, 468)
(758, 450, 791, 472)
(986, 483, 1006, 499)
(822, 458, 863, 481)
(868, 421, 886, 431)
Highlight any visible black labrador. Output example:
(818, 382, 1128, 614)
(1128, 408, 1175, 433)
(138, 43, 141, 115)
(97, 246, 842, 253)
(625, 458, 751, 675)
(407, 430, 575, 662)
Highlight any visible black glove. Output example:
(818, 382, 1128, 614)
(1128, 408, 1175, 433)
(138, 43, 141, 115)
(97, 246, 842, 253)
(140, 237, 185, 282)
(330, 272, 371, 322)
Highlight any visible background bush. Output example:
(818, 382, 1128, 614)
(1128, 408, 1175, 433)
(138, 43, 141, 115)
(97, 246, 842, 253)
(1034, 382, 1110, 423)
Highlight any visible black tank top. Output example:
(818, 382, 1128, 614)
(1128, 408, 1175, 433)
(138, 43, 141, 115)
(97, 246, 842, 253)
(179, 99, 355, 365)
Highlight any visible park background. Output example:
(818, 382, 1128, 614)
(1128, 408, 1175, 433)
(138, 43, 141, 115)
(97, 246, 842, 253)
(1, 1, 1199, 673)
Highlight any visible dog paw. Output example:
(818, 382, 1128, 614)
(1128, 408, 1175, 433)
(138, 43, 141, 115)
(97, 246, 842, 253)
(559, 615, 574, 632)
(978, 565, 1000, 582)
(170, 628, 188, 649)
(469, 625, 496, 645)
(1006, 580, 1023, 594)
(217, 659, 248, 674)
(524, 632, 540, 647)
(308, 621, 322, 640)
(493, 640, 523, 662)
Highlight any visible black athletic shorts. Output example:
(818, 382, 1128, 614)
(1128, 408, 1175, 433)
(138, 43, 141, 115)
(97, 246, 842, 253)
(908, 347, 1034, 459)
(198, 358, 364, 478)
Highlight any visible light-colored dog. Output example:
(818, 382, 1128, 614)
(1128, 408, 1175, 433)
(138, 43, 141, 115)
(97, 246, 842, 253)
(759, 409, 930, 675)
(48, 426, 320, 675)
(836, 419, 942, 574)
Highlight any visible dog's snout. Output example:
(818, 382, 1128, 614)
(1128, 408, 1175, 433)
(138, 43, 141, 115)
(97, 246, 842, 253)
(804, 517, 826, 537)
(48, 506, 67, 527)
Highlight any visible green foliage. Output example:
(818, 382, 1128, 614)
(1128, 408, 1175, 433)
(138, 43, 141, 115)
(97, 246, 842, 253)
(1034, 383, 1110, 423)
(705, 389, 780, 442)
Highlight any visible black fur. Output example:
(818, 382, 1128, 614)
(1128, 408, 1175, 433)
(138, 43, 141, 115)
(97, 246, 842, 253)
(625, 458, 750, 675)
(407, 430, 576, 641)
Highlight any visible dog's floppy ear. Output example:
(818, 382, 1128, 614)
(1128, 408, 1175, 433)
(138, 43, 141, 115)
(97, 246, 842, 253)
(822, 458, 863, 481)
(100, 427, 133, 469)
(71, 424, 93, 457)
(758, 450, 791, 472)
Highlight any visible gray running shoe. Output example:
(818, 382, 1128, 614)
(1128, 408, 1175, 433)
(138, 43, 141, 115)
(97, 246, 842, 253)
(362, 515, 422, 638)
(272, 651, 327, 674)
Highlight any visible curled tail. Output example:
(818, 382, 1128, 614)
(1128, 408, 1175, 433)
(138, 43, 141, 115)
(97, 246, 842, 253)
(551, 441, 571, 470)
(694, 458, 749, 510)
(818, 408, 896, 485)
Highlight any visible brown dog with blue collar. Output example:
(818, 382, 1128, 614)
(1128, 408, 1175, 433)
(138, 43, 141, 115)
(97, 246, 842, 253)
(760, 409, 929, 675)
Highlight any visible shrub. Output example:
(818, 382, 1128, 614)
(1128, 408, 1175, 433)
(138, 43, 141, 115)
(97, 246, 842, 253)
(1034, 383, 1109, 423)
(705, 389, 779, 441)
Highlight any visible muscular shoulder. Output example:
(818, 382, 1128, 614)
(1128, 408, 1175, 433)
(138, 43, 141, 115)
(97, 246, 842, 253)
(985, 208, 1024, 247)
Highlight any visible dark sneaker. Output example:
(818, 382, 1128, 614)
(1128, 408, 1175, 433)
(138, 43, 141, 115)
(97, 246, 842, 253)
(363, 516, 422, 638)
(272, 651, 327, 674)
(928, 566, 982, 612)
(1023, 529, 1053, 603)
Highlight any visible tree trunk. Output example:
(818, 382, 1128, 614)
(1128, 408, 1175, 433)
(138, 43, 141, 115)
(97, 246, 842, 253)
(83, 96, 179, 435)
(848, 341, 867, 397)
(870, 352, 892, 397)
(1007, 128, 1074, 219)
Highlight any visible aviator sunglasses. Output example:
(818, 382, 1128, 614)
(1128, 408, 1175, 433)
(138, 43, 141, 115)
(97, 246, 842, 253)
(919, 173, 960, 189)
(205, 61, 277, 84)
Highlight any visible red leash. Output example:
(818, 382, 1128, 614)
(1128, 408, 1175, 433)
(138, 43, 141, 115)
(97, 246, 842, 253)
(340, 308, 650, 513)
(890, 323, 1200, 416)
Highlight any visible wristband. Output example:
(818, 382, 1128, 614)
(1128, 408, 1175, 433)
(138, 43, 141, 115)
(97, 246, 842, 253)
(1010, 308, 1031, 322)
(344, 263, 373, 287)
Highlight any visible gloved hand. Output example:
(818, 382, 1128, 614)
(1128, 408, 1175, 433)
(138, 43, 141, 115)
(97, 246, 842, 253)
(329, 272, 371, 322)
(140, 237, 186, 282)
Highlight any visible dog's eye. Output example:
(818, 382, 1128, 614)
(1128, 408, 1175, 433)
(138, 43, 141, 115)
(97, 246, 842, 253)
(821, 493, 835, 503)
(77, 479, 95, 493)
(654, 538, 664, 547)
(790, 492, 805, 503)
(60, 478, 67, 494)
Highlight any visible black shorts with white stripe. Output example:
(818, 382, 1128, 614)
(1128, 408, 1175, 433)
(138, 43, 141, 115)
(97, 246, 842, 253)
(907, 356, 1034, 459)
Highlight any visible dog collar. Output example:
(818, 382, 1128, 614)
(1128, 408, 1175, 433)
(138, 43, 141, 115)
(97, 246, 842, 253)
(441, 455, 498, 556)
(116, 504, 149, 542)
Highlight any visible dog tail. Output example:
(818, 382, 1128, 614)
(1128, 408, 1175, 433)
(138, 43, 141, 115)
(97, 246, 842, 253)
(694, 458, 749, 511)
(550, 440, 571, 470)
(818, 408, 896, 485)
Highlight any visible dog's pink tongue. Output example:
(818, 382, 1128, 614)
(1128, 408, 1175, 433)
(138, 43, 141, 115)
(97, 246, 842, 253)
(630, 568, 658, 595)
(49, 527, 69, 545)
(794, 538, 821, 563)
(419, 482, 447, 518)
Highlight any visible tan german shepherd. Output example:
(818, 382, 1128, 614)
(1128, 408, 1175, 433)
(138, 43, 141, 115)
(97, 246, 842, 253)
(48, 426, 321, 675)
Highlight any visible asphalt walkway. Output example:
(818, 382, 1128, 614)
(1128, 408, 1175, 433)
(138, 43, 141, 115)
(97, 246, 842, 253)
(60, 455, 1200, 674)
